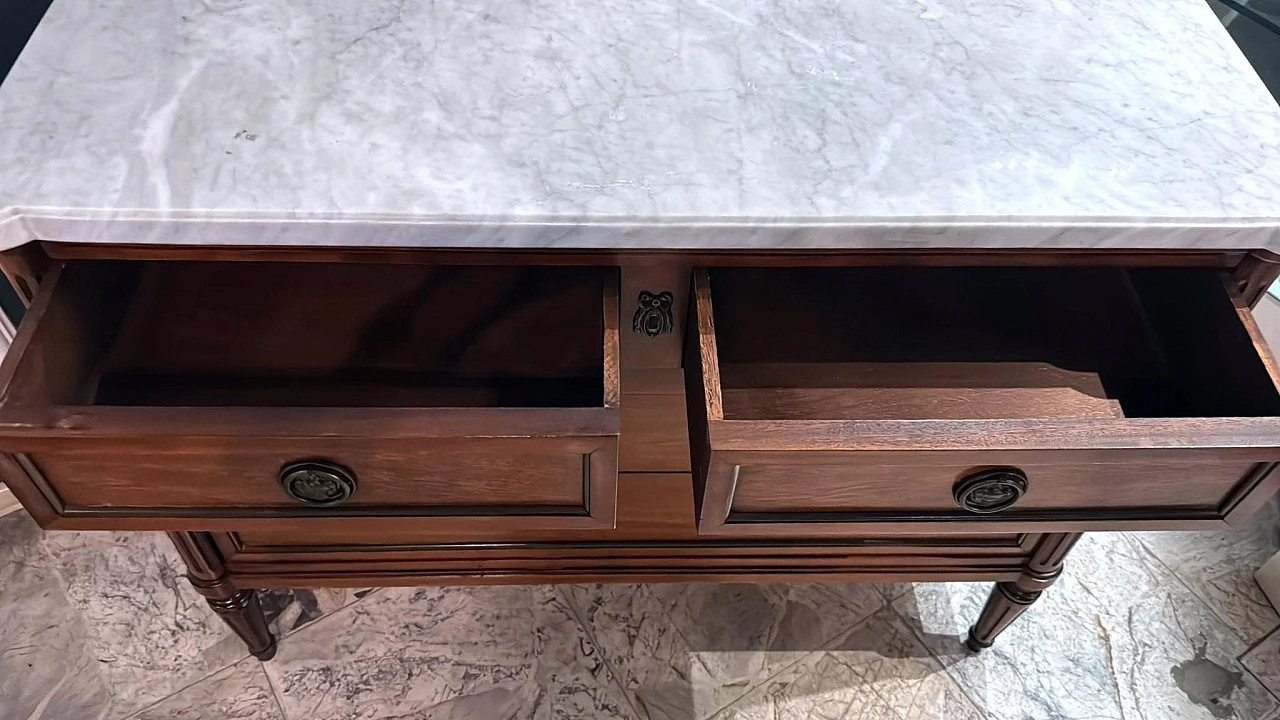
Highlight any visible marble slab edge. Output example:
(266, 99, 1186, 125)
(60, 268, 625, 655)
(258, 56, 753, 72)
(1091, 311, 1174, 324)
(3, 208, 1280, 252)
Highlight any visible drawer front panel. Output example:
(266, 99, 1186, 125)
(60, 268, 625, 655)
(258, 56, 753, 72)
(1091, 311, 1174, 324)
(32, 438, 604, 509)
(727, 457, 1255, 513)
(697, 449, 1277, 535)
(3, 435, 618, 530)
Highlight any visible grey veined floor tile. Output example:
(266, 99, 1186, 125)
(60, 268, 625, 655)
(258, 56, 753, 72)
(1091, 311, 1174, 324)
(263, 584, 638, 720)
(711, 606, 986, 720)
(37, 528, 366, 717)
(563, 582, 887, 720)
(0, 512, 112, 720)
(1132, 497, 1280, 646)
(894, 532, 1279, 720)
(37, 529, 274, 716)
(1241, 627, 1280, 700)
(130, 656, 284, 720)
(258, 586, 371, 637)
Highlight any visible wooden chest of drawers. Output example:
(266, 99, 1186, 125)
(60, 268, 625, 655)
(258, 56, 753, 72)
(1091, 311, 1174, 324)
(2, 242, 1278, 659)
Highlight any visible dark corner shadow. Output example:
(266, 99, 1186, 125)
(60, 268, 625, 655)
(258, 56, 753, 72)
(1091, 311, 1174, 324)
(0, 0, 55, 84)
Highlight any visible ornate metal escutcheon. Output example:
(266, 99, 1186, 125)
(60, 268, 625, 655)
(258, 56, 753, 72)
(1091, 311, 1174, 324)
(953, 467, 1028, 514)
(632, 290, 674, 337)
(278, 460, 357, 507)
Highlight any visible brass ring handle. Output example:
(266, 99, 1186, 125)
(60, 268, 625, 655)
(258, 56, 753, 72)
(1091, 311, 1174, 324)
(278, 460, 357, 507)
(953, 467, 1028, 514)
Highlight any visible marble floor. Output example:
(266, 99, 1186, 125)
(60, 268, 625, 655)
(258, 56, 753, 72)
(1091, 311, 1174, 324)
(1, 503, 1278, 720)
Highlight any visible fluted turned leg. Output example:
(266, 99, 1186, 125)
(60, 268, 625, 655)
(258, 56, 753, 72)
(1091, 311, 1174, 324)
(200, 586, 277, 661)
(168, 532, 277, 661)
(966, 532, 1083, 652)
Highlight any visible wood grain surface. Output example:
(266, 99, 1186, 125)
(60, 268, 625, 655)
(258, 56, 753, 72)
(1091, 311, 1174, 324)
(1, 246, 1279, 600)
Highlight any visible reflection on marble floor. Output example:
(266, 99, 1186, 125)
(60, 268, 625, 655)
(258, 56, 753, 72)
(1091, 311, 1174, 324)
(1, 501, 1278, 720)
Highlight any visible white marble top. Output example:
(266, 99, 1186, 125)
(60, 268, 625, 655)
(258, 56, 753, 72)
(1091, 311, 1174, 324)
(1, 0, 1279, 251)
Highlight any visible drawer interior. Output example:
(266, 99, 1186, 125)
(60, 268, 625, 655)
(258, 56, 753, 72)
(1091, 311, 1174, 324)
(707, 266, 1280, 422)
(8, 261, 615, 409)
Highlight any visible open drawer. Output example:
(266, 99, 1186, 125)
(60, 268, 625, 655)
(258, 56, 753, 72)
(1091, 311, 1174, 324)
(0, 260, 620, 533)
(685, 266, 1280, 536)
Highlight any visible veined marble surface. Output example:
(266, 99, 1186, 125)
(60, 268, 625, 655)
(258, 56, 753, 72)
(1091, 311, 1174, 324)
(0, 0, 1278, 251)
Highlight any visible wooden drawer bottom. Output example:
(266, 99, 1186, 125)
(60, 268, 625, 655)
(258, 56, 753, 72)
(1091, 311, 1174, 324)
(222, 541, 1030, 588)
(229, 565, 1027, 589)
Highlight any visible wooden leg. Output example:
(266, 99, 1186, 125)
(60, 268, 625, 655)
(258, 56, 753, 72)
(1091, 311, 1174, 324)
(168, 532, 277, 661)
(965, 532, 1083, 652)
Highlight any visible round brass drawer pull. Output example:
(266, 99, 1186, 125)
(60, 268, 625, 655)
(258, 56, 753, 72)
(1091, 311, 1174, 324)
(278, 460, 357, 507)
(953, 468, 1028, 514)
